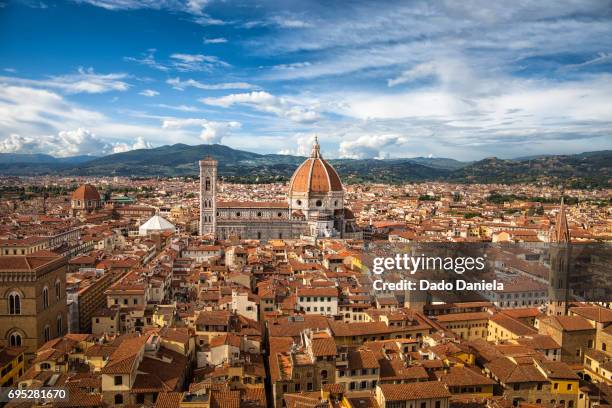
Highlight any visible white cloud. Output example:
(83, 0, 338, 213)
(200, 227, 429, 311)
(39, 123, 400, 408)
(169, 53, 230, 71)
(278, 134, 317, 156)
(0, 68, 130, 94)
(0, 84, 198, 152)
(111, 136, 154, 153)
(139, 89, 159, 97)
(204, 37, 227, 44)
(167, 77, 257, 91)
(125, 50, 228, 72)
(200, 91, 321, 123)
(339, 134, 408, 159)
(0, 128, 153, 157)
(154, 103, 200, 112)
(162, 118, 241, 144)
(74, 0, 209, 15)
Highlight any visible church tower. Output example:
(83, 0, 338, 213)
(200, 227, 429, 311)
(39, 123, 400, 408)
(548, 197, 571, 316)
(199, 157, 217, 237)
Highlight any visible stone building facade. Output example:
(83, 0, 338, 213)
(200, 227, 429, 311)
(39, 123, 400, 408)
(0, 254, 68, 361)
(199, 138, 361, 241)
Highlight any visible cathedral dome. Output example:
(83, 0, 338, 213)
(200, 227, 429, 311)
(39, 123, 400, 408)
(71, 184, 101, 201)
(288, 138, 343, 194)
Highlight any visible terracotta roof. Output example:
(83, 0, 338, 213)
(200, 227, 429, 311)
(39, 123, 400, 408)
(436, 366, 496, 387)
(348, 349, 380, 370)
(154, 392, 183, 408)
(311, 336, 337, 357)
(542, 315, 595, 331)
(485, 357, 546, 383)
(490, 313, 537, 336)
(288, 140, 342, 194)
(0, 254, 64, 272)
(378, 381, 451, 401)
(71, 184, 101, 201)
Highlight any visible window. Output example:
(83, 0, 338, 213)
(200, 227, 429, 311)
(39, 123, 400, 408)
(136, 394, 145, 404)
(55, 280, 61, 300)
(554, 383, 559, 390)
(421, 403, 426, 408)
(296, 200, 302, 206)
(8, 292, 21, 315)
(435, 402, 441, 408)
(257, 212, 262, 217)
(537, 383, 543, 390)
(513, 384, 520, 391)
(56, 315, 62, 336)
(40, 363, 51, 370)
(114, 376, 123, 385)
(114, 394, 123, 405)
(567, 384, 572, 390)
(9, 332, 22, 347)
(205, 177, 211, 191)
(604, 343, 607, 351)
(315, 200, 322, 207)
(43, 286, 49, 309)
(44, 325, 50, 342)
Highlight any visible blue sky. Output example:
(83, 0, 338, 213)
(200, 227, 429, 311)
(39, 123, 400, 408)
(1, 0, 611, 160)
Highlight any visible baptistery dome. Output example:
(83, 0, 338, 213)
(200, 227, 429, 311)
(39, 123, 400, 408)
(288, 137, 343, 195)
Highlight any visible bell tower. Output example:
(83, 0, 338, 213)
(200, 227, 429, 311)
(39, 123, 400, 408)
(199, 157, 217, 237)
(548, 197, 571, 316)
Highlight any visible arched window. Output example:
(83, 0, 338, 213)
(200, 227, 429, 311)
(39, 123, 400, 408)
(43, 286, 49, 309)
(56, 315, 63, 336)
(114, 394, 123, 405)
(44, 325, 50, 343)
(603, 343, 607, 351)
(8, 292, 21, 315)
(55, 280, 61, 301)
(40, 363, 51, 370)
(321, 369, 328, 379)
(315, 200, 322, 207)
(205, 177, 211, 191)
(9, 332, 22, 347)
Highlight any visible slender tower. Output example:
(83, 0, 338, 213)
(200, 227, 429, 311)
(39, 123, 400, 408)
(548, 197, 571, 316)
(199, 157, 217, 237)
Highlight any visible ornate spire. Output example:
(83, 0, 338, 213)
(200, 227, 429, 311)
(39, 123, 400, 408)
(554, 196, 571, 243)
(310, 135, 321, 158)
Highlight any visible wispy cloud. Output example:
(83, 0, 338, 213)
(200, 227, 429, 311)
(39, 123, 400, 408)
(203, 37, 227, 44)
(162, 118, 241, 143)
(0, 68, 130, 94)
(125, 49, 229, 72)
(139, 89, 159, 97)
(167, 77, 257, 91)
(200, 91, 321, 123)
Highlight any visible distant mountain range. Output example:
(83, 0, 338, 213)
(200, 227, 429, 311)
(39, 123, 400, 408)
(0, 144, 610, 187)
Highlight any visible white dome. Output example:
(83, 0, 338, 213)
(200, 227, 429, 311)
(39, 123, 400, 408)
(139, 215, 176, 236)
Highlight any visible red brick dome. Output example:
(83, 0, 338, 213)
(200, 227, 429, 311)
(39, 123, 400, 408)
(71, 184, 101, 201)
(288, 138, 343, 194)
